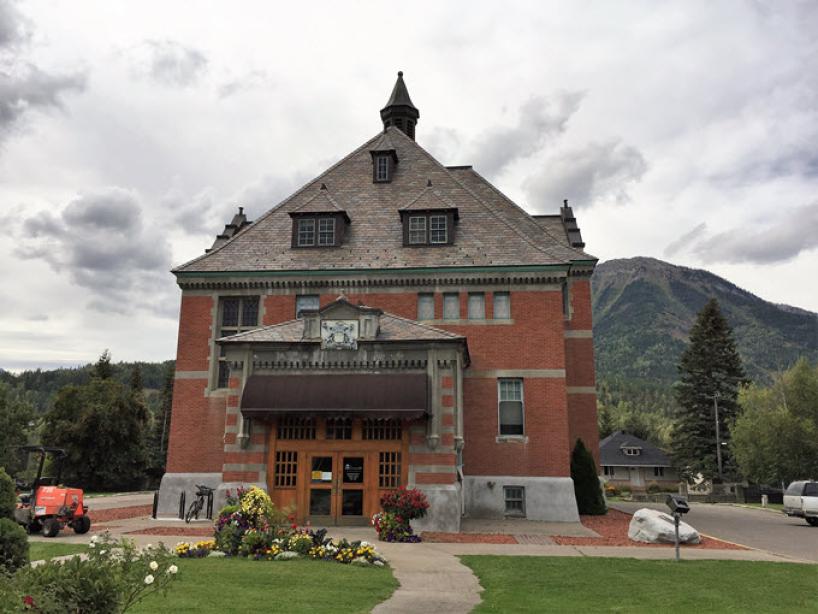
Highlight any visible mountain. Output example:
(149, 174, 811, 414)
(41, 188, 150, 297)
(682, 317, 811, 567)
(592, 257, 818, 384)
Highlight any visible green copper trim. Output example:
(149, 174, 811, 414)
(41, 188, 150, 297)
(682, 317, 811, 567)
(174, 263, 572, 279)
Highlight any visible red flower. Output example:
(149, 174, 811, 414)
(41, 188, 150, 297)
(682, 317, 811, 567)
(23, 596, 36, 608)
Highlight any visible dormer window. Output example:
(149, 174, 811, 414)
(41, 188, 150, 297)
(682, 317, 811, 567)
(623, 447, 641, 456)
(402, 211, 455, 246)
(292, 214, 345, 248)
(375, 155, 390, 182)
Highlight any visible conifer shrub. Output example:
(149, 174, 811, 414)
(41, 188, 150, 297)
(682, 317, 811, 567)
(571, 438, 607, 515)
(0, 468, 16, 520)
(0, 518, 29, 572)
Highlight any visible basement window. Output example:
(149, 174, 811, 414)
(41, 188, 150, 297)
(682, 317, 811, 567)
(504, 486, 525, 516)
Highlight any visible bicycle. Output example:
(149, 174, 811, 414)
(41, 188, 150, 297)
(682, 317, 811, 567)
(185, 484, 214, 523)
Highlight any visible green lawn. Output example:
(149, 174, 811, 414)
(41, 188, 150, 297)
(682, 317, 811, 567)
(28, 541, 88, 561)
(462, 556, 818, 613)
(132, 557, 397, 613)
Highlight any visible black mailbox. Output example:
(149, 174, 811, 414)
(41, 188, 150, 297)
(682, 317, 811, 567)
(666, 494, 690, 515)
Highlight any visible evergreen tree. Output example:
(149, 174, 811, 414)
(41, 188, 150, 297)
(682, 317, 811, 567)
(129, 364, 144, 393)
(94, 350, 113, 380)
(673, 298, 746, 482)
(0, 383, 33, 474)
(571, 438, 606, 515)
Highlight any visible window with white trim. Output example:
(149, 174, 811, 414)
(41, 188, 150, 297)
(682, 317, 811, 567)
(217, 296, 259, 388)
(443, 293, 460, 320)
(498, 379, 524, 435)
(417, 293, 434, 321)
(375, 155, 390, 182)
(429, 215, 447, 244)
(493, 292, 511, 319)
(297, 218, 316, 246)
(654, 467, 665, 477)
(604, 466, 616, 477)
(318, 218, 335, 246)
(408, 216, 427, 244)
(623, 447, 641, 456)
(468, 293, 485, 320)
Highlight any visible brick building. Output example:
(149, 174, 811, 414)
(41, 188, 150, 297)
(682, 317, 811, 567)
(158, 73, 599, 531)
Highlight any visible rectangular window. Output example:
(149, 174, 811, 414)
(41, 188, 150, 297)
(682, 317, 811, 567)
(277, 417, 316, 440)
(274, 451, 298, 488)
(379, 451, 402, 488)
(504, 486, 525, 516)
(325, 417, 352, 440)
(654, 467, 665, 477)
(408, 216, 426, 244)
(562, 281, 571, 319)
(363, 418, 402, 440)
(443, 293, 460, 320)
(493, 292, 510, 319)
(417, 294, 434, 320)
(468, 293, 485, 319)
(498, 379, 524, 435)
(217, 296, 259, 388)
(296, 294, 320, 318)
(375, 155, 391, 182)
(318, 218, 335, 246)
(297, 219, 315, 246)
(429, 215, 447, 244)
(604, 466, 616, 477)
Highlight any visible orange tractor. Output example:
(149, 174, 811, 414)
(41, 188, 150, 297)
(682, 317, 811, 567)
(13, 446, 91, 538)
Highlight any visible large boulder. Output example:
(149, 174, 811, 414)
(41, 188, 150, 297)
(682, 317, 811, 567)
(628, 508, 700, 544)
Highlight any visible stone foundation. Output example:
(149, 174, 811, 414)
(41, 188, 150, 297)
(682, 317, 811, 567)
(463, 476, 579, 522)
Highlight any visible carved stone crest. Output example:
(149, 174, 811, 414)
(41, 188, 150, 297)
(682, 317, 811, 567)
(321, 320, 359, 350)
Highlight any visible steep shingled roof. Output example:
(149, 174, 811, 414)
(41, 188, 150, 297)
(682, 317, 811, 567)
(175, 126, 595, 274)
(599, 431, 672, 468)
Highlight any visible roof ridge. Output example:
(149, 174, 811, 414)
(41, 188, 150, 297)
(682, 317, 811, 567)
(173, 131, 386, 273)
(388, 128, 581, 261)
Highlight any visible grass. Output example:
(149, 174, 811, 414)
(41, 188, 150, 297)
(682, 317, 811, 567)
(28, 541, 88, 561)
(733, 502, 785, 511)
(462, 556, 818, 613)
(131, 557, 397, 613)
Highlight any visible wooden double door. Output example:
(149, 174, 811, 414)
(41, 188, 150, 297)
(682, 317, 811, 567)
(307, 451, 368, 526)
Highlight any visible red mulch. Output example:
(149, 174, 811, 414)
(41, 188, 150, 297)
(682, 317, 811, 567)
(422, 532, 517, 544)
(88, 505, 153, 523)
(552, 509, 747, 550)
(127, 526, 213, 537)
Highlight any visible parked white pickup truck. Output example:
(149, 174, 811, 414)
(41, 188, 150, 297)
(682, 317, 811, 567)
(783, 481, 818, 526)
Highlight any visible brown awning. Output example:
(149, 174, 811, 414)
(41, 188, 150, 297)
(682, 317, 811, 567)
(240, 373, 428, 418)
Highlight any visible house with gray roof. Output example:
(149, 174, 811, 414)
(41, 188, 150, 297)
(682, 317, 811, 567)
(599, 431, 679, 490)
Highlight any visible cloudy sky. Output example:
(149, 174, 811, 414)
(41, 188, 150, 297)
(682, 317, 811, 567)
(1, 0, 816, 371)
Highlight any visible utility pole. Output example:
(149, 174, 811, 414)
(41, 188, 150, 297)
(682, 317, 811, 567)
(713, 392, 723, 481)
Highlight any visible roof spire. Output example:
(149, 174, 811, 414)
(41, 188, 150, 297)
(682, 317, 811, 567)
(380, 71, 420, 140)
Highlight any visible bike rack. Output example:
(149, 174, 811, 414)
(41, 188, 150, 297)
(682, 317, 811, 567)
(205, 490, 214, 520)
(178, 491, 186, 520)
(151, 491, 159, 519)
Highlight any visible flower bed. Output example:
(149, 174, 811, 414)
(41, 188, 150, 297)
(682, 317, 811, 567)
(201, 486, 388, 567)
(88, 505, 153, 523)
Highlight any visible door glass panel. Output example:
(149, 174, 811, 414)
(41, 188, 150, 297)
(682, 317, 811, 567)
(343, 457, 364, 484)
(311, 457, 333, 483)
(342, 490, 363, 516)
(310, 489, 331, 515)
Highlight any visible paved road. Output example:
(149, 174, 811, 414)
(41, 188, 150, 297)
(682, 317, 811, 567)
(614, 501, 818, 562)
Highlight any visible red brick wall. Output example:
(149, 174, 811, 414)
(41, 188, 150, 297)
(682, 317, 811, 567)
(167, 283, 598, 480)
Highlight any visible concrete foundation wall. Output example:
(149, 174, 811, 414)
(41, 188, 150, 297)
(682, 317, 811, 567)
(464, 475, 579, 522)
(410, 484, 462, 533)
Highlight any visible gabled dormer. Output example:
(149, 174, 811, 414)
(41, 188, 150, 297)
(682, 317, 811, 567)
(370, 131, 399, 183)
(399, 180, 459, 246)
(289, 184, 350, 248)
(300, 296, 383, 348)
